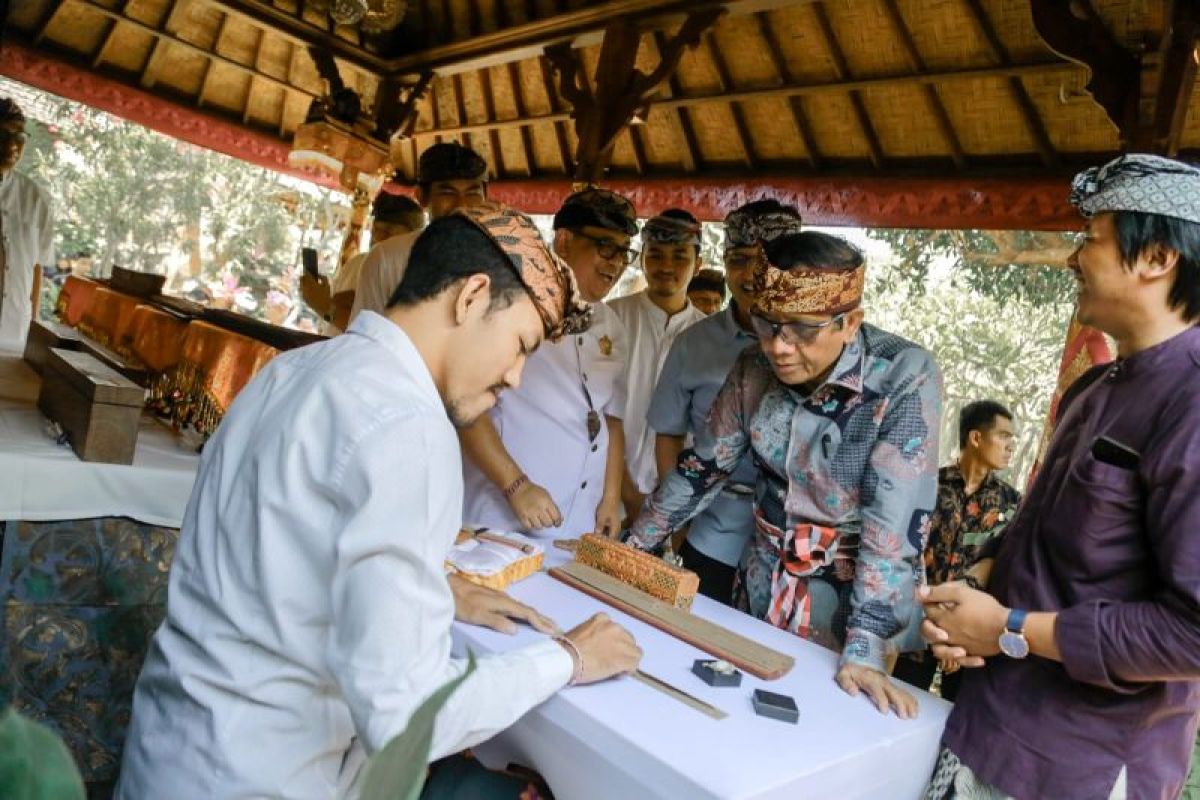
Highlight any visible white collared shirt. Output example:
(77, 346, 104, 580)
(117, 311, 571, 800)
(462, 302, 628, 537)
(608, 290, 705, 493)
(0, 171, 54, 350)
(349, 229, 420, 322)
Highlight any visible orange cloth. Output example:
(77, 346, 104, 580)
(128, 305, 188, 373)
(56, 275, 100, 327)
(79, 287, 142, 352)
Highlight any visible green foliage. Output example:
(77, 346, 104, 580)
(0, 708, 86, 800)
(358, 652, 477, 800)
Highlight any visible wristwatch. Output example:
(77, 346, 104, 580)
(998, 608, 1029, 659)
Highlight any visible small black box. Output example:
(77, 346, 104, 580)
(692, 659, 743, 687)
(751, 688, 798, 724)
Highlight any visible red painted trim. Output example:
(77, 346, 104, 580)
(0, 41, 342, 191)
(487, 175, 1081, 230)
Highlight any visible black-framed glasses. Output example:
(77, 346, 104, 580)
(750, 312, 844, 346)
(723, 250, 763, 271)
(571, 229, 639, 265)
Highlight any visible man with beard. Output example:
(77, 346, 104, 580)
(118, 204, 641, 799)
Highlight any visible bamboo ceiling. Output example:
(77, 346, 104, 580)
(5, 0, 1199, 204)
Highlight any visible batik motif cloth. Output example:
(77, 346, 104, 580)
(924, 464, 1020, 587)
(630, 323, 941, 671)
(1069, 153, 1200, 224)
(923, 748, 1127, 800)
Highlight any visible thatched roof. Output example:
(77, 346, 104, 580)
(5, 0, 1198, 225)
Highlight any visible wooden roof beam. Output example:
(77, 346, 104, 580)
(140, 0, 187, 89)
(34, 0, 66, 45)
(880, 0, 966, 170)
(413, 60, 1077, 139)
(387, 0, 806, 78)
(753, 10, 822, 170)
(243, 27, 266, 124)
(1151, 0, 1200, 156)
(505, 63, 538, 176)
(196, 12, 229, 108)
(91, 1, 130, 69)
(652, 30, 702, 174)
(704, 33, 759, 170)
(537, 55, 575, 176)
(961, 0, 1058, 168)
(811, 2, 884, 169)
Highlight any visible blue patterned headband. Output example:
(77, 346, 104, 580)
(1070, 154, 1200, 224)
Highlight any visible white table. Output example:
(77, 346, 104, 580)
(452, 547, 950, 800)
(0, 355, 200, 527)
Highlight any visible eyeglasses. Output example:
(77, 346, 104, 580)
(750, 312, 844, 346)
(572, 230, 639, 265)
(724, 251, 762, 271)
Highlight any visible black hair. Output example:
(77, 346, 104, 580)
(1112, 211, 1200, 322)
(763, 231, 863, 272)
(387, 216, 526, 312)
(959, 400, 1013, 449)
(0, 97, 24, 125)
(688, 269, 727, 298)
(373, 193, 424, 229)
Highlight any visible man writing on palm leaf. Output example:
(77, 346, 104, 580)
(629, 231, 942, 716)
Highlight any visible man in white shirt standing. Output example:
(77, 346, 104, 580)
(461, 188, 639, 538)
(350, 142, 488, 321)
(0, 97, 54, 351)
(609, 209, 706, 517)
(302, 192, 424, 334)
(117, 204, 641, 799)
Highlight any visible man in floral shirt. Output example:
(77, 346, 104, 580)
(893, 400, 1020, 701)
(629, 231, 942, 716)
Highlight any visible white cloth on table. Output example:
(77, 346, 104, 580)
(348, 229, 419, 323)
(0, 171, 54, 350)
(462, 302, 629, 537)
(608, 290, 705, 493)
(117, 311, 571, 800)
(0, 357, 198, 528)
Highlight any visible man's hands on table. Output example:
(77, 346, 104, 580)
(449, 573, 560, 635)
(560, 613, 642, 684)
(835, 663, 918, 719)
(508, 481, 563, 531)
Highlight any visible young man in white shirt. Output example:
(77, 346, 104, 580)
(117, 204, 641, 799)
(609, 209, 706, 516)
(350, 142, 488, 321)
(301, 192, 424, 334)
(0, 97, 54, 351)
(460, 188, 639, 538)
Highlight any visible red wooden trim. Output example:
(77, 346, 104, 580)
(0, 41, 341, 191)
(487, 175, 1082, 231)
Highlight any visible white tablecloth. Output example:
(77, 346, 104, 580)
(0, 356, 200, 528)
(453, 547, 950, 800)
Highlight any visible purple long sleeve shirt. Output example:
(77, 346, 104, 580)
(944, 327, 1200, 799)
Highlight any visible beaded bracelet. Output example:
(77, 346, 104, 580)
(554, 635, 585, 685)
(502, 473, 529, 500)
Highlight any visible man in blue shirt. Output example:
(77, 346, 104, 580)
(646, 200, 803, 603)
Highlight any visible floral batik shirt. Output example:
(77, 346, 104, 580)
(924, 464, 1021, 588)
(629, 324, 942, 672)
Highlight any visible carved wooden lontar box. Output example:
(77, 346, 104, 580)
(37, 347, 143, 464)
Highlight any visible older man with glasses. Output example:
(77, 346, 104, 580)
(0, 96, 54, 351)
(629, 230, 943, 717)
(461, 188, 639, 538)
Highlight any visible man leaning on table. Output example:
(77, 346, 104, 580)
(629, 230, 942, 717)
(117, 203, 641, 799)
(920, 156, 1200, 799)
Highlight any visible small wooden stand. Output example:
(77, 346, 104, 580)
(23, 319, 82, 374)
(37, 347, 144, 464)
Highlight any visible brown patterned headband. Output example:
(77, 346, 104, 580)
(750, 244, 865, 317)
(452, 203, 592, 340)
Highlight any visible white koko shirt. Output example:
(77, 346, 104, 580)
(0, 170, 54, 350)
(117, 311, 571, 799)
(608, 290, 705, 493)
(462, 302, 628, 537)
(349, 229, 419, 322)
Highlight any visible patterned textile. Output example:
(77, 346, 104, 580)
(640, 213, 701, 246)
(751, 245, 865, 317)
(924, 747, 1127, 800)
(454, 203, 591, 340)
(629, 323, 942, 671)
(1070, 153, 1200, 224)
(0, 517, 178, 783)
(417, 142, 488, 184)
(924, 465, 1020, 587)
(724, 203, 803, 249)
(55, 275, 99, 327)
(555, 187, 638, 236)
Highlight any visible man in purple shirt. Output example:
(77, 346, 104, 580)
(919, 154, 1200, 799)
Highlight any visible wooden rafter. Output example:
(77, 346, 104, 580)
(753, 10, 822, 170)
(34, 0, 66, 45)
(280, 42, 299, 136)
(476, 67, 507, 177)
(450, 73, 475, 157)
(1152, 0, 1200, 156)
(140, 0, 186, 89)
(196, 12, 230, 108)
(428, 77, 445, 147)
(243, 27, 267, 124)
(960, 0, 1058, 167)
(811, 2, 884, 169)
(91, 1, 130, 69)
(652, 30, 701, 173)
(704, 32, 758, 170)
(880, 0, 965, 169)
(505, 63, 537, 176)
(537, 55, 574, 176)
(412, 60, 1075, 140)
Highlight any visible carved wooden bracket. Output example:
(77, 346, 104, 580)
(375, 70, 434, 139)
(546, 8, 723, 184)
